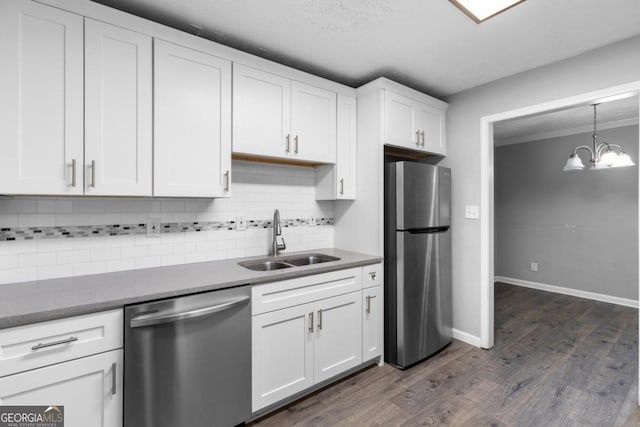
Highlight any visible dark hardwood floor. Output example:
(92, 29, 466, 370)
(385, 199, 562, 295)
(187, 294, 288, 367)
(250, 283, 640, 426)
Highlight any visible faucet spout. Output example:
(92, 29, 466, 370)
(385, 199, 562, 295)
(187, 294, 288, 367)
(272, 209, 286, 257)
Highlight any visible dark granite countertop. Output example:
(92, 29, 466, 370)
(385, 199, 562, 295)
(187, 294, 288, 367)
(0, 248, 381, 329)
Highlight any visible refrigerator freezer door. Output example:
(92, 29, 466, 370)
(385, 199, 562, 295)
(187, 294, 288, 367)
(395, 229, 452, 367)
(395, 162, 450, 230)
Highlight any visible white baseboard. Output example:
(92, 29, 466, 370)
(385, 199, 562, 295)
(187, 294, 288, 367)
(495, 276, 639, 309)
(452, 328, 481, 347)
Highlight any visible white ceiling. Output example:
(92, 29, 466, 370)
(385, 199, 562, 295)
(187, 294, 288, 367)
(493, 94, 640, 146)
(91, 0, 640, 98)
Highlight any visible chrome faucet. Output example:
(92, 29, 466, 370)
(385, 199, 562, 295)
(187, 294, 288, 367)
(272, 209, 286, 257)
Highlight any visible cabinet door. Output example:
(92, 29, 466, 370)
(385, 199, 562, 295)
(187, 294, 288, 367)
(362, 285, 383, 361)
(335, 94, 356, 199)
(0, 350, 123, 427)
(291, 81, 337, 163)
(252, 303, 314, 411)
(85, 19, 152, 196)
(384, 91, 420, 150)
(314, 292, 362, 383)
(233, 64, 291, 159)
(416, 104, 446, 155)
(154, 39, 231, 197)
(0, 1, 83, 195)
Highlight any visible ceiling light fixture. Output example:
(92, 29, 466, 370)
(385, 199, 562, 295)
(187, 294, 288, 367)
(450, 0, 526, 23)
(563, 104, 635, 172)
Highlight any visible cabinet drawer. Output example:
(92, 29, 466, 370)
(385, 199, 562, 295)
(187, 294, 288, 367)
(362, 263, 383, 288)
(0, 309, 123, 377)
(252, 268, 362, 315)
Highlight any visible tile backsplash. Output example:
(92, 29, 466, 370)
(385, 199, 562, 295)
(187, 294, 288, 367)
(0, 160, 334, 285)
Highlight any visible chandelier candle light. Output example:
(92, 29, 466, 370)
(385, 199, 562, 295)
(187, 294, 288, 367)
(563, 104, 635, 171)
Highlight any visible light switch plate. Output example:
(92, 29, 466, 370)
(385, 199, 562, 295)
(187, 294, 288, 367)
(465, 205, 480, 219)
(309, 217, 317, 227)
(530, 262, 538, 272)
(236, 215, 246, 231)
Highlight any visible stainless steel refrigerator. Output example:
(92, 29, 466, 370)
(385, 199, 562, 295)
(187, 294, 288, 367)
(384, 161, 452, 369)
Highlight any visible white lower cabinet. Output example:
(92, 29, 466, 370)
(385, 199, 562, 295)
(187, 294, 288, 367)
(252, 303, 314, 410)
(313, 292, 362, 383)
(0, 309, 123, 427)
(251, 264, 383, 413)
(362, 285, 384, 360)
(0, 350, 123, 427)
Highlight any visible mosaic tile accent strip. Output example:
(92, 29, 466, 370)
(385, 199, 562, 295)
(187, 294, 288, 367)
(0, 217, 334, 241)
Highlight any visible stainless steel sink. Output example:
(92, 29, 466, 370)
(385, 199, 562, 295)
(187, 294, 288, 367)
(238, 260, 292, 271)
(238, 253, 340, 271)
(282, 253, 340, 266)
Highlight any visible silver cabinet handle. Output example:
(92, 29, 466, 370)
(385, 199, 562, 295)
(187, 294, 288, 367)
(309, 312, 314, 333)
(369, 271, 376, 280)
(224, 170, 230, 192)
(340, 178, 344, 195)
(294, 135, 299, 154)
(420, 130, 426, 146)
(366, 295, 372, 314)
(317, 309, 322, 330)
(285, 134, 291, 153)
(71, 159, 77, 187)
(111, 362, 117, 395)
(130, 296, 250, 328)
(415, 130, 421, 146)
(31, 336, 78, 351)
(90, 160, 96, 188)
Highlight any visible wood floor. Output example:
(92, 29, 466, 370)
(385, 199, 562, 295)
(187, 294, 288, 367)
(250, 283, 640, 426)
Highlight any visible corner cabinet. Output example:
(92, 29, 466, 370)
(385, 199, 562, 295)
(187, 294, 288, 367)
(154, 39, 232, 197)
(0, 1, 84, 195)
(251, 264, 382, 413)
(0, 309, 124, 427)
(233, 64, 337, 164)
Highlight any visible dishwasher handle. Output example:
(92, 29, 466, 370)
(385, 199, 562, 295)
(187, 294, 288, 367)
(130, 295, 250, 328)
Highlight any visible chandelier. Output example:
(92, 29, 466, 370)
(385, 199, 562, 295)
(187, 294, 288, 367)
(562, 104, 635, 171)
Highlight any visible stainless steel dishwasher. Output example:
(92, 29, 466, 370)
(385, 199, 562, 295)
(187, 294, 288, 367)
(124, 285, 251, 427)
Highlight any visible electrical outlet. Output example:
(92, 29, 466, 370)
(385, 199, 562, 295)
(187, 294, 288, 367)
(465, 205, 480, 219)
(236, 215, 246, 231)
(309, 217, 317, 227)
(146, 218, 161, 237)
(530, 262, 538, 272)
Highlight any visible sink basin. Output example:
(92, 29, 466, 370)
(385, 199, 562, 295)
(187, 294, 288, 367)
(238, 253, 341, 271)
(282, 253, 341, 266)
(238, 260, 292, 271)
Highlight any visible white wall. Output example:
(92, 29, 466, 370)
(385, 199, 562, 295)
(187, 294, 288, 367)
(442, 34, 640, 338)
(0, 160, 334, 285)
(495, 125, 639, 300)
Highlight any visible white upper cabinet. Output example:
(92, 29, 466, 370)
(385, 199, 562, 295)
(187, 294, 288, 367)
(233, 64, 291, 158)
(290, 81, 337, 163)
(154, 39, 232, 197)
(315, 94, 356, 200)
(0, 1, 84, 195)
(233, 64, 337, 164)
(384, 90, 446, 155)
(85, 19, 152, 196)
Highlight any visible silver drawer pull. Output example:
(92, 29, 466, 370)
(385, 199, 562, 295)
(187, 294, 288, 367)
(285, 134, 291, 153)
(70, 159, 77, 187)
(340, 178, 344, 195)
(369, 272, 376, 280)
(111, 362, 117, 395)
(90, 160, 96, 188)
(366, 295, 372, 314)
(416, 130, 420, 145)
(294, 135, 299, 154)
(224, 170, 230, 192)
(309, 312, 314, 333)
(317, 309, 322, 330)
(31, 336, 78, 351)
